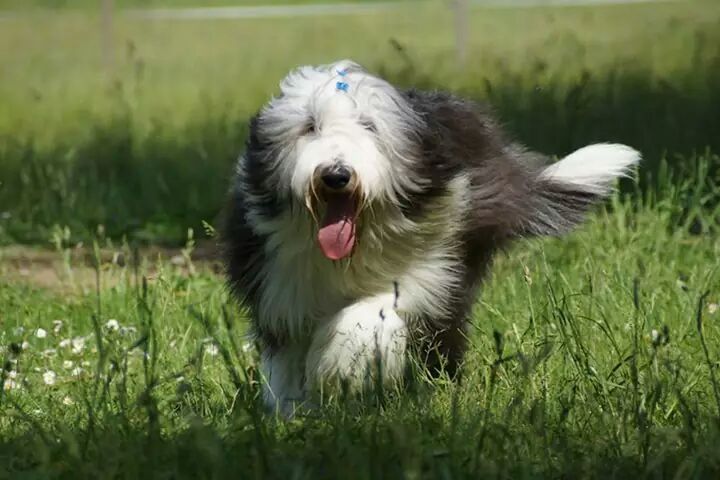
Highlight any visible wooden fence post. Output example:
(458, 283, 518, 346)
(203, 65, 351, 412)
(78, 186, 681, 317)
(101, 0, 115, 74)
(452, 0, 469, 69)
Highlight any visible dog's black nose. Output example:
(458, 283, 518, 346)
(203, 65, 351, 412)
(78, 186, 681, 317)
(320, 164, 353, 191)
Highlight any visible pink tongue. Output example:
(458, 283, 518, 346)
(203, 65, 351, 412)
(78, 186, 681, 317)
(317, 195, 356, 260)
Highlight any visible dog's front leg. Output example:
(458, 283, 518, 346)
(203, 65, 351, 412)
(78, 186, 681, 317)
(260, 343, 309, 417)
(305, 295, 408, 395)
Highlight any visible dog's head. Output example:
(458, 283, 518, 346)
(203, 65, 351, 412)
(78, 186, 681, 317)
(241, 60, 424, 260)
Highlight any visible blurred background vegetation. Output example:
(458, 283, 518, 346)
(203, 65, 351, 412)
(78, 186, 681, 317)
(0, 0, 718, 245)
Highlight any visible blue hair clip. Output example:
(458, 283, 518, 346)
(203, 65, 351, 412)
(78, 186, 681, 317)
(336, 81, 349, 92)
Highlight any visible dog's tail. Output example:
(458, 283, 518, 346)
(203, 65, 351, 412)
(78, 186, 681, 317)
(519, 143, 641, 237)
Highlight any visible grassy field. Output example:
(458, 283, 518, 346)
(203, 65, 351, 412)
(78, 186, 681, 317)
(1, 0, 720, 477)
(2, 181, 720, 478)
(1, 0, 719, 244)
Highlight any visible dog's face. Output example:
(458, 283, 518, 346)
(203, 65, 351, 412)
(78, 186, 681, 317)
(244, 60, 423, 260)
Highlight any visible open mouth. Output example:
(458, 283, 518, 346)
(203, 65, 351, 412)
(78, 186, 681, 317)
(317, 192, 358, 261)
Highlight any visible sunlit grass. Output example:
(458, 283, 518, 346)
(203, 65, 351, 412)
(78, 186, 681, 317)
(1, 181, 720, 477)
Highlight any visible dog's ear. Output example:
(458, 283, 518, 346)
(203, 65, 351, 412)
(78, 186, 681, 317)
(514, 143, 640, 237)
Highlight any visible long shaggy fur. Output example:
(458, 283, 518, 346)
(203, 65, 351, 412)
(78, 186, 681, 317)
(223, 60, 640, 416)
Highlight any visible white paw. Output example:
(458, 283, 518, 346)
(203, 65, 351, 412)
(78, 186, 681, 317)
(306, 298, 408, 391)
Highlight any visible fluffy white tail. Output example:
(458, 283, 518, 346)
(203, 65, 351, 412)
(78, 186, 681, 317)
(515, 143, 641, 237)
(540, 143, 641, 195)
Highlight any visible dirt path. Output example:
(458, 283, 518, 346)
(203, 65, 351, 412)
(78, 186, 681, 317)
(127, 0, 674, 20)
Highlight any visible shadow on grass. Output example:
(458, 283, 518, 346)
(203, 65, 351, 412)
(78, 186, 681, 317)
(2, 396, 719, 479)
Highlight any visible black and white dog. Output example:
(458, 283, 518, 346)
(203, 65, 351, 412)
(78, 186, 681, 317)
(223, 60, 639, 416)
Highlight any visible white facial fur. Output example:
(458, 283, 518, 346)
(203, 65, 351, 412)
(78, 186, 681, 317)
(255, 60, 423, 207)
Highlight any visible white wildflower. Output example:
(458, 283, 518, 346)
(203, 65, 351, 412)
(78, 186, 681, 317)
(3, 371, 19, 391)
(43, 370, 57, 385)
(62, 360, 74, 370)
(71, 367, 83, 377)
(119, 326, 137, 336)
(35, 328, 47, 339)
(651, 329, 660, 343)
(3, 378, 19, 391)
(242, 342, 254, 353)
(709, 303, 719, 315)
(21, 341, 30, 351)
(71, 337, 85, 354)
(59, 338, 71, 348)
(62, 396, 75, 406)
(52, 320, 63, 334)
(81, 361, 90, 367)
(105, 319, 120, 332)
(205, 343, 219, 356)
(42, 348, 57, 358)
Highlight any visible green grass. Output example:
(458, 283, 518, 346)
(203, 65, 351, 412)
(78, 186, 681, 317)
(1, 172, 720, 477)
(0, 1, 719, 244)
(1, 2, 720, 476)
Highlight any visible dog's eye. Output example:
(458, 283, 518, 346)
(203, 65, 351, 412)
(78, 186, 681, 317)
(360, 118, 377, 134)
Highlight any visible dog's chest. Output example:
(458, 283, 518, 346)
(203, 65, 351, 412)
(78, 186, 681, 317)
(256, 244, 392, 336)
(255, 230, 462, 340)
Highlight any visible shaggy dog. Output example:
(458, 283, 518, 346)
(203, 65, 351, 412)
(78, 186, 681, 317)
(223, 60, 640, 416)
